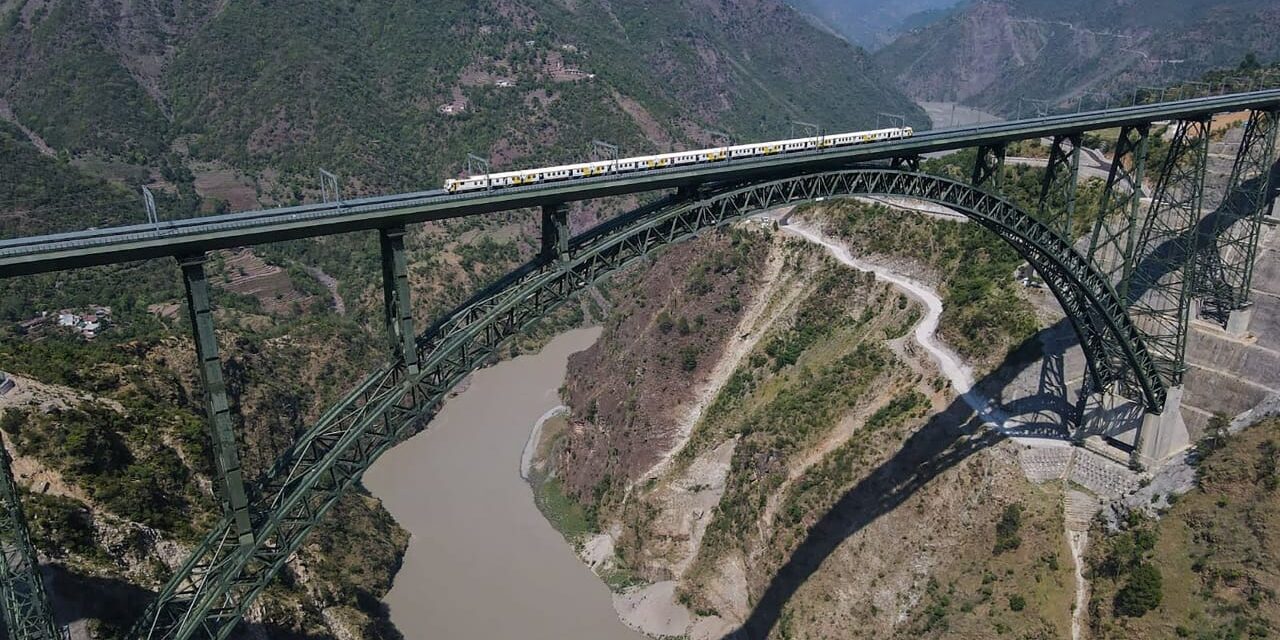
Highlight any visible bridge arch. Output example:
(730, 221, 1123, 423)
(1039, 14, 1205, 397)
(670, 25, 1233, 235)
(135, 169, 1164, 639)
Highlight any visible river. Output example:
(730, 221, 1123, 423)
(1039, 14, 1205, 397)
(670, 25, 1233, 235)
(363, 327, 646, 640)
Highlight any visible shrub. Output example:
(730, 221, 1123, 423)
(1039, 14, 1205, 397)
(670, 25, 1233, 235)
(1008, 594, 1026, 611)
(994, 503, 1024, 554)
(680, 346, 698, 372)
(1114, 563, 1163, 617)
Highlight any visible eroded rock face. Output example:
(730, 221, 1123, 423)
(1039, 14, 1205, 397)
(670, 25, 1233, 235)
(548, 217, 1083, 639)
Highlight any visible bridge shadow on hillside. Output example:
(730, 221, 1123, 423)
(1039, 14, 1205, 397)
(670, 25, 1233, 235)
(1125, 161, 1280, 309)
(719, 160, 1280, 640)
(717, 315, 1088, 638)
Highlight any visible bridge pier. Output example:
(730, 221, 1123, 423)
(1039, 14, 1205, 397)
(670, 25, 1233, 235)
(179, 254, 255, 549)
(1134, 385, 1190, 469)
(541, 203, 570, 263)
(1039, 134, 1081, 236)
(1225, 304, 1255, 336)
(379, 226, 419, 373)
(972, 143, 1006, 189)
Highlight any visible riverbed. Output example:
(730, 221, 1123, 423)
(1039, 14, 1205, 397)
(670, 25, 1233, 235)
(364, 327, 647, 640)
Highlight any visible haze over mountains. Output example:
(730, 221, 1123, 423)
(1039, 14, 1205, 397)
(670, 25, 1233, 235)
(788, 0, 965, 50)
(873, 0, 1280, 114)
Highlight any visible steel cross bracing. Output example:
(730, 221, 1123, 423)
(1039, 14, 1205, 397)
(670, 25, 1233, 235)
(1088, 125, 1151, 299)
(0, 442, 59, 640)
(1129, 118, 1211, 388)
(1086, 124, 1151, 396)
(1194, 109, 1279, 323)
(130, 169, 1164, 639)
(1038, 134, 1083, 236)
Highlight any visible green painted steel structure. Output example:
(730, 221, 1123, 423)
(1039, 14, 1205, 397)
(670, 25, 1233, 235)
(0, 441, 59, 640)
(128, 170, 1162, 639)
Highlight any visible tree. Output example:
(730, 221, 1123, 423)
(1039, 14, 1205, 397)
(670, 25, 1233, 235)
(1114, 563, 1163, 617)
(1239, 53, 1262, 71)
(993, 503, 1023, 554)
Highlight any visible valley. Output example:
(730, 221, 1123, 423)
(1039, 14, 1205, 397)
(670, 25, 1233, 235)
(0, 1, 1278, 638)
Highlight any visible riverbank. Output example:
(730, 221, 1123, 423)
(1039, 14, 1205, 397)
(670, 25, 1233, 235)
(364, 327, 647, 640)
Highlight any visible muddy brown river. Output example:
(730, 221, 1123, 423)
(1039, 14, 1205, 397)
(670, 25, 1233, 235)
(364, 327, 647, 640)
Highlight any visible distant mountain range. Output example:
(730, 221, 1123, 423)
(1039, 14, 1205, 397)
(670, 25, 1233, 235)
(788, 0, 966, 50)
(872, 0, 1280, 115)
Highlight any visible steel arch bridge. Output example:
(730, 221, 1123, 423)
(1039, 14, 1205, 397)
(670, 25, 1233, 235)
(121, 169, 1162, 638)
(1, 91, 1278, 639)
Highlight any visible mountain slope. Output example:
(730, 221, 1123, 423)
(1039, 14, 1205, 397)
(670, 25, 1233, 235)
(1, 0, 925, 199)
(873, 0, 1280, 114)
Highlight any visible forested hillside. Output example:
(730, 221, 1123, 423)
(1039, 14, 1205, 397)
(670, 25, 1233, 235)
(873, 0, 1280, 114)
(0, 0, 924, 205)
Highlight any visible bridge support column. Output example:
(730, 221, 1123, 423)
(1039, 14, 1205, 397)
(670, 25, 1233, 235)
(541, 203, 570, 264)
(972, 143, 1006, 190)
(379, 226, 419, 374)
(1133, 385, 1189, 469)
(1089, 124, 1150, 299)
(1129, 117, 1210, 390)
(1039, 134, 1081, 237)
(1194, 108, 1279, 330)
(0, 437, 59, 640)
(180, 254, 254, 550)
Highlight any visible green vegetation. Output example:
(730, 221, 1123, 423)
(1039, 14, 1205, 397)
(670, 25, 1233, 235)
(994, 503, 1025, 554)
(534, 475, 598, 540)
(1087, 419, 1280, 639)
(1, 402, 212, 533)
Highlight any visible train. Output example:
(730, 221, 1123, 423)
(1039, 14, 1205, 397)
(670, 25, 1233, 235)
(443, 126, 914, 193)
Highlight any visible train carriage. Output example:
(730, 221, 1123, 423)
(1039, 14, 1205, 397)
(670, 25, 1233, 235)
(444, 126, 913, 193)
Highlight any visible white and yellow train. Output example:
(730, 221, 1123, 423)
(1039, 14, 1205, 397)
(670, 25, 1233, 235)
(443, 126, 914, 193)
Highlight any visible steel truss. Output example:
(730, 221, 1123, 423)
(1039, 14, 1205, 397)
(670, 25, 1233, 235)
(1038, 134, 1082, 236)
(132, 170, 1163, 639)
(1089, 125, 1151, 299)
(1194, 109, 1279, 324)
(0, 442, 59, 640)
(1129, 118, 1211, 388)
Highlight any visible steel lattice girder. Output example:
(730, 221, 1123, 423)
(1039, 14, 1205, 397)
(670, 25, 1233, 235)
(1038, 134, 1082, 236)
(1194, 109, 1280, 320)
(0, 442, 59, 640)
(1088, 124, 1151, 299)
(1129, 118, 1211, 387)
(132, 169, 1165, 640)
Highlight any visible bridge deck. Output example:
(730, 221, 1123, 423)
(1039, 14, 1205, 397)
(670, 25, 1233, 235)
(3, 89, 1280, 277)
